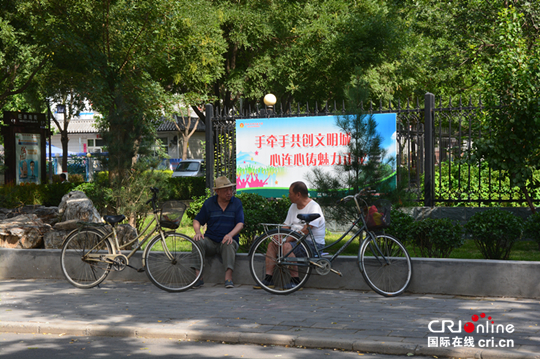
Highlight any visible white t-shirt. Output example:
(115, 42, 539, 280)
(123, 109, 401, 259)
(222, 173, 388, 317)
(284, 199, 325, 245)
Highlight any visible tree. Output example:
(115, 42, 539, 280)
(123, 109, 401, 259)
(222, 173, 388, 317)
(165, 93, 215, 161)
(307, 83, 395, 213)
(22, 0, 225, 179)
(42, 69, 88, 170)
(209, 0, 404, 110)
(0, 4, 48, 110)
(470, 5, 540, 213)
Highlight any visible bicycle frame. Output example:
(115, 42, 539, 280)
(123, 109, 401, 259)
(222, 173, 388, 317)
(81, 208, 176, 265)
(275, 197, 390, 268)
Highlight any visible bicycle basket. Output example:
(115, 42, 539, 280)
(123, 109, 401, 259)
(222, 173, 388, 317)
(365, 200, 391, 230)
(160, 201, 186, 230)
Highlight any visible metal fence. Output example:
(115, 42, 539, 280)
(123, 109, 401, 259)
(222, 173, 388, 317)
(204, 93, 536, 207)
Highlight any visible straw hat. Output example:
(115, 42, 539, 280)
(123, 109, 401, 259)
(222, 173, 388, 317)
(213, 176, 236, 190)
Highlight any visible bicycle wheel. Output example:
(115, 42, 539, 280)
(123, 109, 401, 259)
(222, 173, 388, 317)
(249, 228, 312, 295)
(359, 234, 412, 297)
(144, 232, 203, 292)
(60, 227, 113, 289)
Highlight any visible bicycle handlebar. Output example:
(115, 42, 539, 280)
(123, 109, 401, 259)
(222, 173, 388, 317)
(337, 188, 377, 215)
(337, 188, 375, 203)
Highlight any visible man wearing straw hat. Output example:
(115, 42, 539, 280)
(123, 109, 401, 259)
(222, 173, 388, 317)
(192, 176, 244, 288)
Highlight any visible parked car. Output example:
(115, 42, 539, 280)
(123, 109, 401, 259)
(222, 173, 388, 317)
(172, 159, 205, 177)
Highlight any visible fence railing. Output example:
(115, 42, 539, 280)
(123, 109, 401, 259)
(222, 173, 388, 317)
(204, 93, 535, 207)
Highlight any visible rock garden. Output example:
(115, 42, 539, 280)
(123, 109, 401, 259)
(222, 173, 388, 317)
(0, 191, 136, 250)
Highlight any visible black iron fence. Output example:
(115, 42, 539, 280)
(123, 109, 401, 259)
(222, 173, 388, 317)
(204, 93, 536, 207)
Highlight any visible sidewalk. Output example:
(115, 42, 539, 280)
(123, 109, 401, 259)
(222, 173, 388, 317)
(0, 279, 538, 359)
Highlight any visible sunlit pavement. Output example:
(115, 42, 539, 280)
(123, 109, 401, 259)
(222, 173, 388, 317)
(0, 280, 538, 359)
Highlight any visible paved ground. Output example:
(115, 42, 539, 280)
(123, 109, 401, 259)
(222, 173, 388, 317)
(0, 332, 419, 359)
(0, 279, 538, 359)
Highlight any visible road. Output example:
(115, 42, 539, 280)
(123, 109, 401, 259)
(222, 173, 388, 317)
(0, 333, 435, 359)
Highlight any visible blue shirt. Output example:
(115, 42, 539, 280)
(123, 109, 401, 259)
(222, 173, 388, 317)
(195, 195, 244, 243)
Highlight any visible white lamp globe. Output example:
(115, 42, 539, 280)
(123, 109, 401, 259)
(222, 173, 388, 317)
(263, 94, 277, 107)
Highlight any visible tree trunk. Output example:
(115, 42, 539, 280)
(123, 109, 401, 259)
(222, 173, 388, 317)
(128, 214, 137, 229)
(521, 187, 536, 214)
(132, 137, 142, 168)
(181, 135, 189, 160)
(61, 130, 69, 171)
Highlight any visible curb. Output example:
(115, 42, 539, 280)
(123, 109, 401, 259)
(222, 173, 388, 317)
(1, 321, 537, 359)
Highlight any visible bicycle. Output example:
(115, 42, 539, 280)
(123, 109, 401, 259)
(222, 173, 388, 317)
(248, 191, 412, 296)
(60, 187, 204, 292)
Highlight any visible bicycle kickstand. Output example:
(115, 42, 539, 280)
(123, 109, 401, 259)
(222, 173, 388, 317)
(127, 264, 145, 273)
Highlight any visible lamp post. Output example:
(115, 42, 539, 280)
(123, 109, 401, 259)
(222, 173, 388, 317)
(263, 94, 277, 117)
(86, 152, 92, 181)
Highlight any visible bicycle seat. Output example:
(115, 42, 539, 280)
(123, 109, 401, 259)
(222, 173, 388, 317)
(297, 213, 321, 223)
(103, 215, 126, 225)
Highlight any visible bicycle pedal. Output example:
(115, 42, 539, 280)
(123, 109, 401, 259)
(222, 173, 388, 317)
(331, 268, 343, 277)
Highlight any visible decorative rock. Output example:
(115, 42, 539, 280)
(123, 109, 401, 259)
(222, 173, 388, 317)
(0, 208, 9, 221)
(0, 214, 52, 249)
(46, 221, 137, 250)
(58, 191, 101, 223)
(2, 206, 60, 225)
(53, 219, 86, 232)
(31, 207, 61, 226)
(44, 230, 69, 249)
(117, 224, 138, 247)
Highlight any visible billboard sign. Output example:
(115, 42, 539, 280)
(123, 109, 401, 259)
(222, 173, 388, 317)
(15, 133, 41, 185)
(235, 114, 396, 197)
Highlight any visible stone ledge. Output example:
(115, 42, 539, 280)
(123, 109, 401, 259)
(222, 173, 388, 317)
(1, 248, 539, 298)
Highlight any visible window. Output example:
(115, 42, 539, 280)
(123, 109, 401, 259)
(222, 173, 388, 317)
(87, 138, 106, 153)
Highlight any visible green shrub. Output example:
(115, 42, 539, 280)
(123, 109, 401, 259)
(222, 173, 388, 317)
(421, 160, 540, 207)
(68, 174, 85, 183)
(74, 181, 114, 214)
(185, 189, 211, 221)
(235, 193, 291, 251)
(408, 218, 464, 258)
(0, 183, 76, 208)
(109, 168, 172, 231)
(185, 191, 292, 251)
(167, 177, 206, 200)
(0, 184, 24, 208)
(73, 168, 173, 231)
(41, 183, 78, 206)
(385, 209, 415, 244)
(464, 208, 523, 259)
(524, 213, 540, 250)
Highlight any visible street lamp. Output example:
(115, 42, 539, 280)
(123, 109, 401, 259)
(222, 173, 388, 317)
(263, 94, 277, 117)
(56, 104, 66, 115)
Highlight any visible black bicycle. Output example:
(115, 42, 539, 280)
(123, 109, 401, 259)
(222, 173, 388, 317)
(249, 191, 412, 296)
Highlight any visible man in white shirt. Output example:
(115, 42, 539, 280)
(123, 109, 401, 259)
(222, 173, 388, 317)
(253, 181, 325, 289)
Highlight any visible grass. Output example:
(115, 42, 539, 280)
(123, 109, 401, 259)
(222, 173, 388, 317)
(139, 215, 540, 261)
(448, 239, 540, 261)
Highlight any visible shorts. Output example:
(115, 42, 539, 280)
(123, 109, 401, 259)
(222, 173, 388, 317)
(292, 239, 325, 258)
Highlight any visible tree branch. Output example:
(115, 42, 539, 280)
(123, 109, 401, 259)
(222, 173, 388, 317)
(191, 105, 206, 124)
(118, 13, 150, 74)
(0, 57, 48, 105)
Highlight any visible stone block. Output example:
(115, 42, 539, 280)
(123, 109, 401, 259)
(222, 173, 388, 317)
(53, 219, 81, 231)
(58, 191, 101, 223)
(44, 230, 69, 249)
(0, 214, 51, 248)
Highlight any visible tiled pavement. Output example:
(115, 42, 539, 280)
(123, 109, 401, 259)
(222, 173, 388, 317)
(0, 279, 538, 358)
